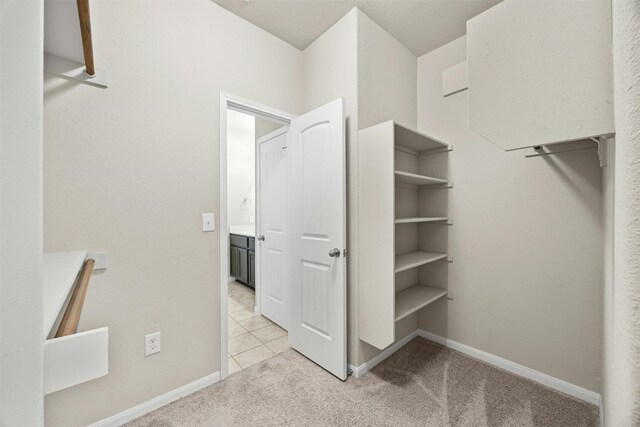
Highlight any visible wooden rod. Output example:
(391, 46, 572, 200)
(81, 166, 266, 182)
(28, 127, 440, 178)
(76, 0, 95, 76)
(56, 259, 95, 338)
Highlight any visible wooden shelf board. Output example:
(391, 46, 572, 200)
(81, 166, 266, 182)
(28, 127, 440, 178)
(395, 285, 448, 322)
(395, 251, 448, 273)
(44, 250, 87, 337)
(395, 170, 447, 186)
(395, 217, 448, 224)
(394, 122, 449, 152)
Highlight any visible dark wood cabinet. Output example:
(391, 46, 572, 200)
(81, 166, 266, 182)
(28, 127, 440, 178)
(230, 233, 255, 289)
(230, 246, 240, 277)
(248, 251, 256, 287)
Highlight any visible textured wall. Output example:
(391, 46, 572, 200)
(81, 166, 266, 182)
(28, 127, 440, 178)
(418, 36, 604, 392)
(357, 10, 417, 130)
(604, 1, 640, 424)
(467, 0, 614, 150)
(0, 0, 44, 424)
(302, 9, 359, 364)
(43, 1, 302, 425)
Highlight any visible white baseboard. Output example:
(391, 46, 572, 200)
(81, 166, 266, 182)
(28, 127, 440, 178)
(348, 330, 421, 378)
(89, 372, 220, 427)
(417, 330, 602, 407)
(598, 395, 605, 427)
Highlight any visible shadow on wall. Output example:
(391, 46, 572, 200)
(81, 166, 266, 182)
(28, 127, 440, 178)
(44, 75, 96, 101)
(538, 142, 603, 223)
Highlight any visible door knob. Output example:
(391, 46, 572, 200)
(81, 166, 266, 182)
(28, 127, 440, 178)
(328, 248, 341, 257)
(257, 235, 265, 241)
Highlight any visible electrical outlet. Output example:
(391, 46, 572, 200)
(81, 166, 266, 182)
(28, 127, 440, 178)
(145, 332, 161, 356)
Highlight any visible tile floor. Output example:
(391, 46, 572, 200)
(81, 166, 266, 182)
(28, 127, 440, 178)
(227, 281, 289, 375)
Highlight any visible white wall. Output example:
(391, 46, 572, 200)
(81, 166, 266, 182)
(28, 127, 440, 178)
(302, 8, 359, 364)
(43, 1, 302, 425)
(227, 110, 256, 227)
(357, 10, 417, 130)
(604, 1, 640, 423)
(0, 0, 45, 425)
(466, 0, 614, 150)
(417, 36, 604, 392)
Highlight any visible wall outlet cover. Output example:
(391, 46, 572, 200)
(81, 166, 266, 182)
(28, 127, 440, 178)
(145, 332, 161, 356)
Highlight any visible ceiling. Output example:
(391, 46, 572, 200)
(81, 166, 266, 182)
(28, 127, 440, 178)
(212, 0, 501, 56)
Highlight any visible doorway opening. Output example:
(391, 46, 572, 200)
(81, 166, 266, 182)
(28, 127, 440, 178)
(220, 94, 295, 378)
(219, 93, 347, 381)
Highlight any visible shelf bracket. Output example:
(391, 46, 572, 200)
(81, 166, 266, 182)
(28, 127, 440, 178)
(594, 135, 613, 168)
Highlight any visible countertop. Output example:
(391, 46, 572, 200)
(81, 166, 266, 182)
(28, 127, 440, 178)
(229, 225, 255, 238)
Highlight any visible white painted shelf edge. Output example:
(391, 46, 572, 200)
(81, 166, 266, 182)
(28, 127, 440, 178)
(43, 250, 88, 337)
(395, 170, 448, 186)
(395, 251, 448, 273)
(395, 217, 448, 224)
(395, 285, 448, 322)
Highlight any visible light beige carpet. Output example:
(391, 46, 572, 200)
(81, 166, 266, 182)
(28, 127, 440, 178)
(128, 337, 599, 426)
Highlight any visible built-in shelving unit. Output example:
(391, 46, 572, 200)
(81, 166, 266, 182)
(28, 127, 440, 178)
(358, 120, 452, 350)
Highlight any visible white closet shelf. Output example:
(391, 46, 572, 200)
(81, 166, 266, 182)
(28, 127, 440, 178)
(395, 171, 448, 186)
(395, 285, 448, 322)
(395, 217, 448, 224)
(394, 122, 449, 152)
(395, 251, 448, 273)
(44, 250, 87, 337)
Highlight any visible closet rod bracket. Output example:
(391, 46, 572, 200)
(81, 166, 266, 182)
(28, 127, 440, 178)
(524, 133, 614, 167)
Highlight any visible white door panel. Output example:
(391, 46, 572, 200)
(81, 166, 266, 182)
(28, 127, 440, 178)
(258, 129, 289, 330)
(289, 98, 346, 380)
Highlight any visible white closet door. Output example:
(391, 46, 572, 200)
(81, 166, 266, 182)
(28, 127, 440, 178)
(258, 128, 290, 330)
(288, 98, 347, 380)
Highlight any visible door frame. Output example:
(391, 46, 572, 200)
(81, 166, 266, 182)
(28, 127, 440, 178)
(219, 92, 296, 379)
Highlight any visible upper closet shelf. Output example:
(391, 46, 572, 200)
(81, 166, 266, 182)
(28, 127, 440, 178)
(393, 121, 450, 154)
(44, 250, 87, 337)
(395, 217, 448, 224)
(395, 251, 448, 273)
(395, 170, 448, 186)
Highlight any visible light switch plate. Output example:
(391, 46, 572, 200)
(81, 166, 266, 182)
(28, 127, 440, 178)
(202, 213, 215, 232)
